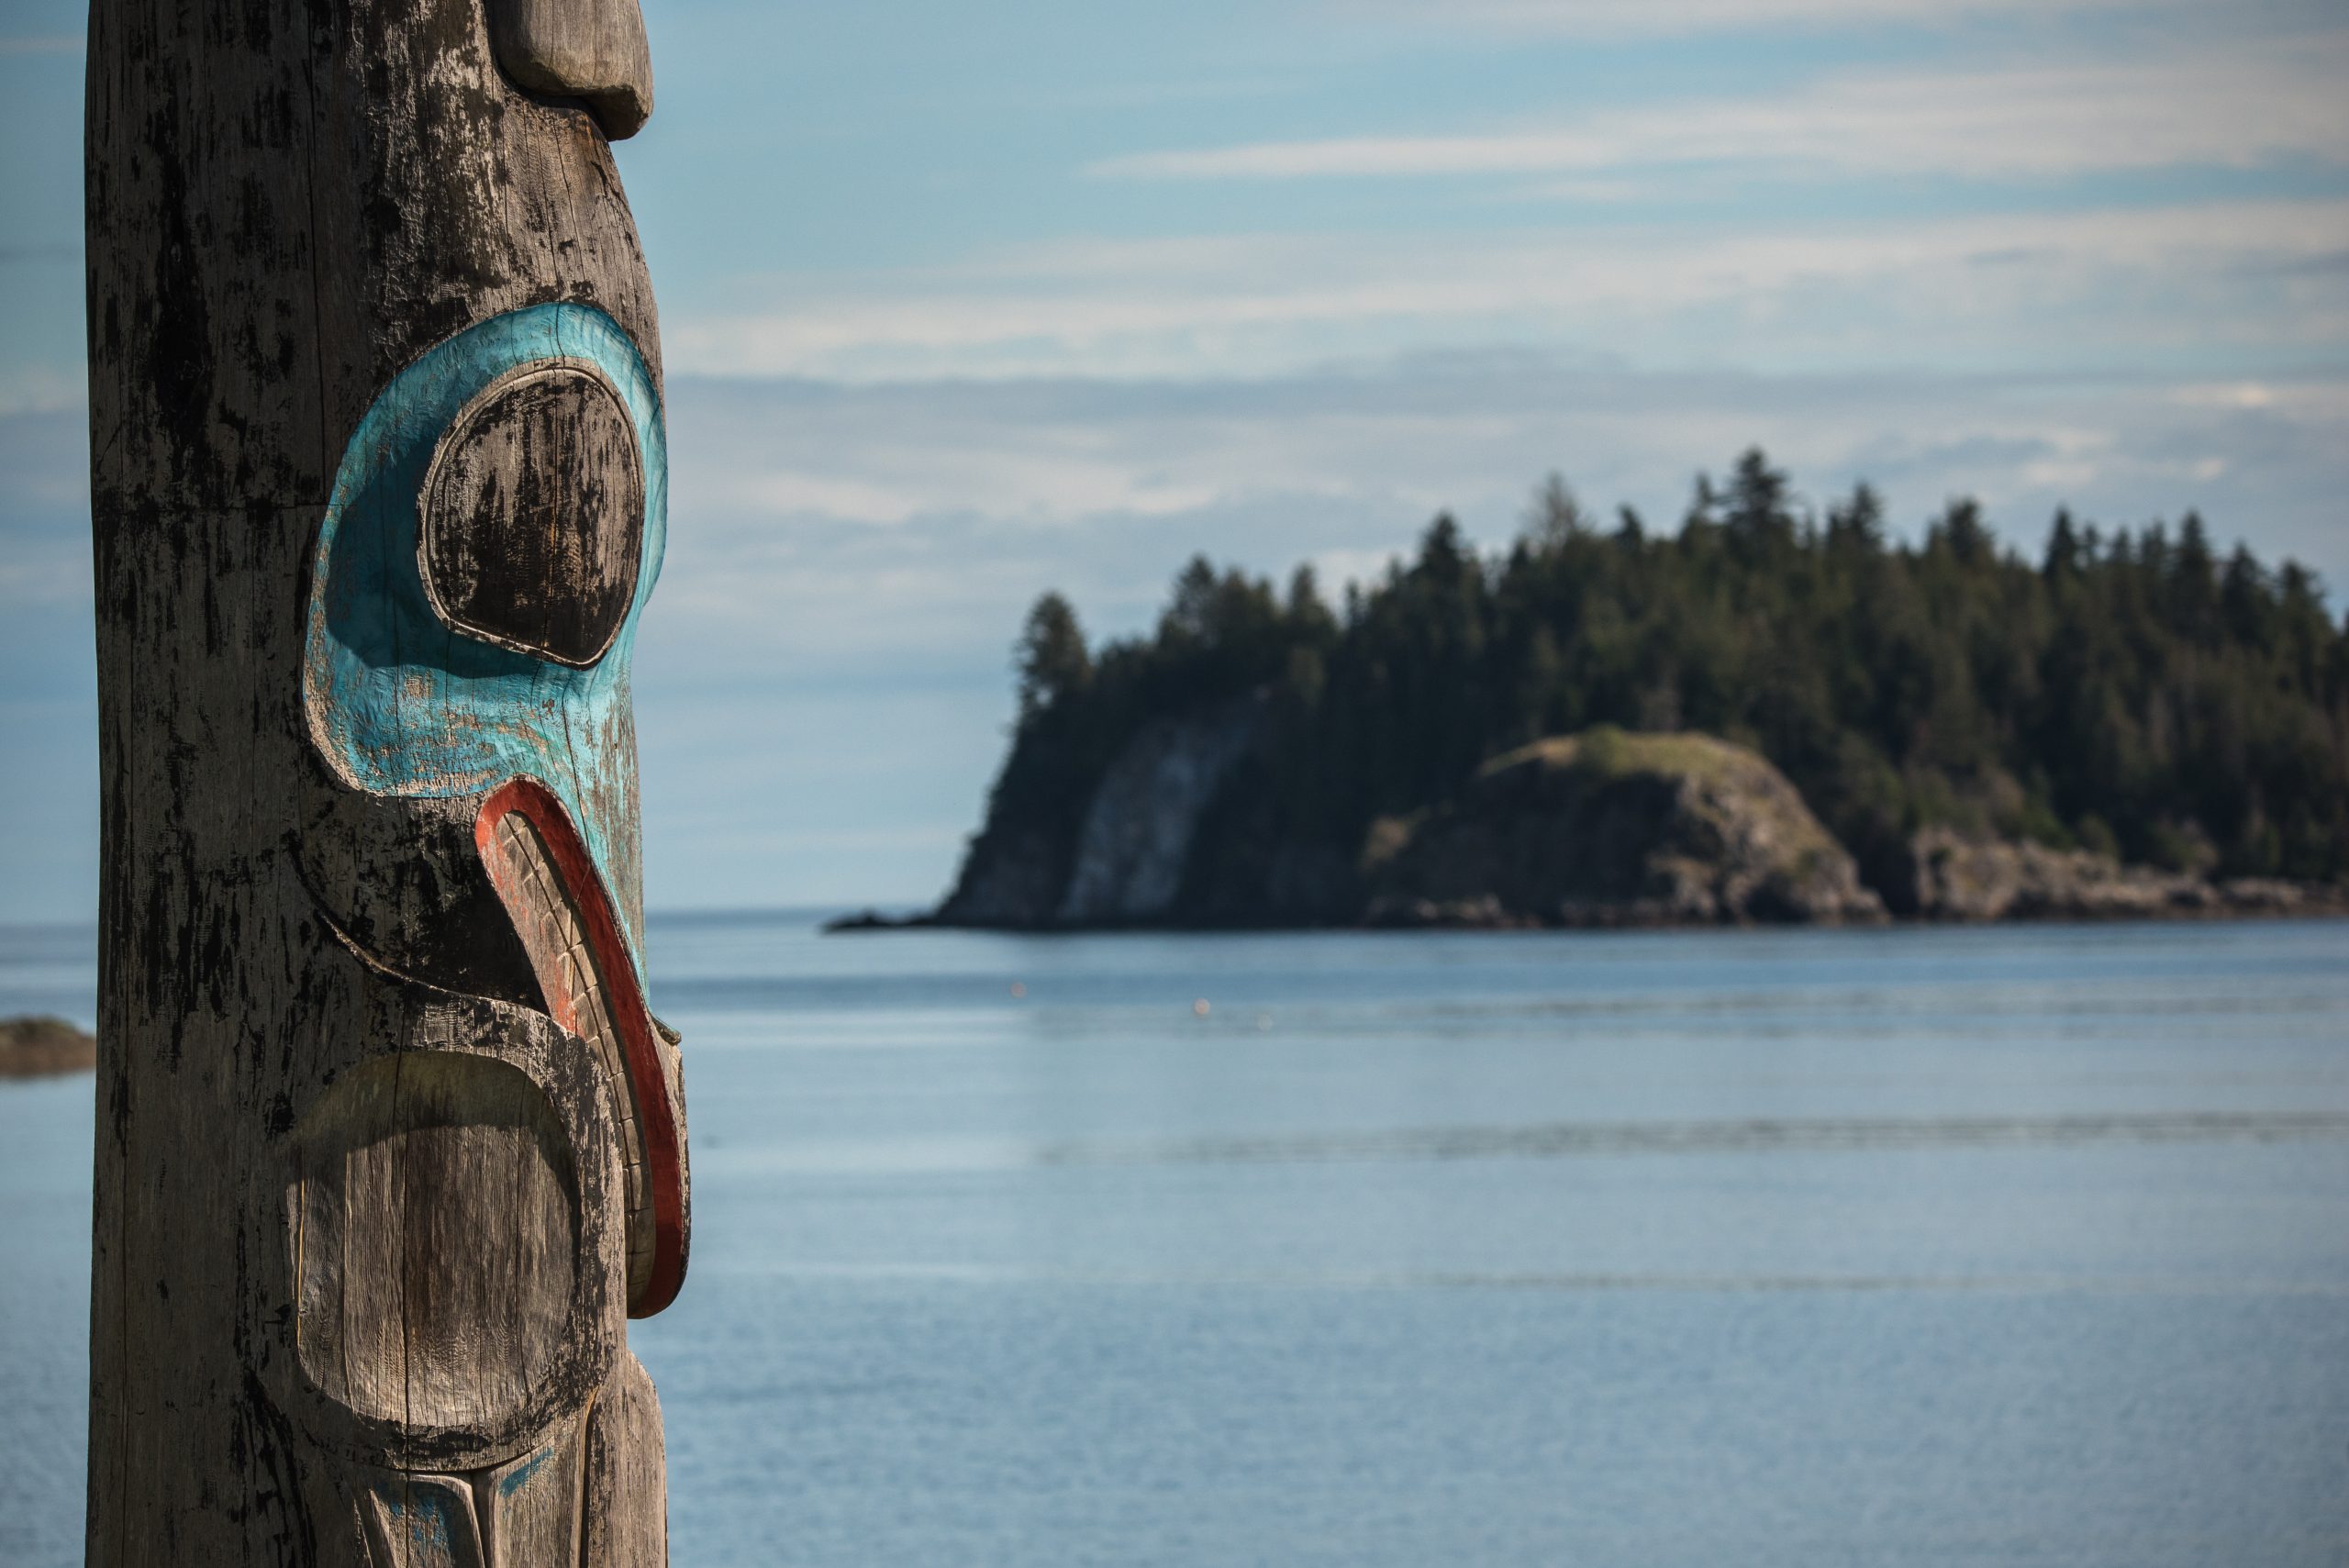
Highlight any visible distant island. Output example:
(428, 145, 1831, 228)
(842, 450, 2349, 932)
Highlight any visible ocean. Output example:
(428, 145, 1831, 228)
(5, 915, 2346, 1565)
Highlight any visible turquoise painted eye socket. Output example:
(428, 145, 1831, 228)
(304, 302, 667, 963)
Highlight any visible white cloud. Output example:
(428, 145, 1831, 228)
(649, 352, 2349, 679)
(665, 198, 2349, 383)
(1353, 0, 2177, 36)
(1097, 46, 2349, 183)
(0, 361, 87, 418)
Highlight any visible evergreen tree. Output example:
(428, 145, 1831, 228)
(1014, 591, 1091, 722)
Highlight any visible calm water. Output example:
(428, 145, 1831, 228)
(5, 916, 2348, 1565)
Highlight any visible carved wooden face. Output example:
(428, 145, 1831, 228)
(291, 0, 686, 1364)
(285, 312, 688, 1546)
(303, 304, 687, 1329)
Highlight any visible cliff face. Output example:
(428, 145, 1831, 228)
(1055, 697, 1268, 924)
(936, 695, 1272, 929)
(1363, 731, 1886, 928)
(933, 823, 1070, 928)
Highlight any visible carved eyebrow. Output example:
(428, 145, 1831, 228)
(486, 0, 656, 140)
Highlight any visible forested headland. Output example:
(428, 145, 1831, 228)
(920, 450, 2349, 929)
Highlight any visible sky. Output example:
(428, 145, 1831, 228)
(3, 0, 2346, 916)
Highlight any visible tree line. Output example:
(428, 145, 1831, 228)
(992, 449, 2349, 895)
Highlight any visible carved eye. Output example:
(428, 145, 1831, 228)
(419, 362, 645, 667)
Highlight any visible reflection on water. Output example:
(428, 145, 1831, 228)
(4, 917, 2347, 1566)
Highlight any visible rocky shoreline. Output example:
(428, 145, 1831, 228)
(0, 1016, 96, 1079)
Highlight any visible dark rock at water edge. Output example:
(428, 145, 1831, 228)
(1363, 731, 1887, 929)
(0, 1016, 95, 1079)
(1886, 828, 2347, 922)
(824, 908, 937, 933)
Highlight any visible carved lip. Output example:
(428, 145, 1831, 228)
(476, 777, 687, 1318)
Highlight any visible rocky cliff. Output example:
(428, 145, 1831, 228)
(1054, 697, 1270, 924)
(930, 719, 1900, 930)
(935, 695, 1274, 929)
(914, 704, 2345, 934)
(1363, 730, 1886, 928)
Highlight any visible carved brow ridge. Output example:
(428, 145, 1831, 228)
(488, 0, 655, 140)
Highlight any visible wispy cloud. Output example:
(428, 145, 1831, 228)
(0, 35, 81, 56)
(0, 362, 86, 418)
(646, 353, 2349, 676)
(1097, 46, 2349, 182)
(667, 198, 2349, 382)
(1353, 0, 2181, 37)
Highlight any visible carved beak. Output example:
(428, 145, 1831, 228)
(479, 778, 690, 1318)
(489, 0, 656, 139)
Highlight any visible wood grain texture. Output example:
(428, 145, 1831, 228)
(85, 0, 682, 1559)
(582, 1353, 668, 1567)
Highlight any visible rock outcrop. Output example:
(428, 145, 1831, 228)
(1364, 730, 1887, 928)
(1889, 828, 2344, 921)
(0, 1016, 96, 1079)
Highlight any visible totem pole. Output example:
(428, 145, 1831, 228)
(84, 0, 688, 1562)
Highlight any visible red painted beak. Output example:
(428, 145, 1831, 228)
(477, 777, 688, 1318)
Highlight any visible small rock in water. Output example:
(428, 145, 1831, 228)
(1, 1016, 96, 1080)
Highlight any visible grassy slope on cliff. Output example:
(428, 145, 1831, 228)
(952, 448, 2349, 913)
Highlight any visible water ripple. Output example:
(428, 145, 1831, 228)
(1036, 1111, 2349, 1167)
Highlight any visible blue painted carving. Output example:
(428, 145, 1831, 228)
(369, 1476, 484, 1568)
(498, 1441, 558, 1497)
(304, 303, 666, 969)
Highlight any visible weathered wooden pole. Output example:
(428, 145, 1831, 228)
(83, 0, 689, 1562)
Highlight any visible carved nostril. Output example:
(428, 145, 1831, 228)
(486, 0, 655, 139)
